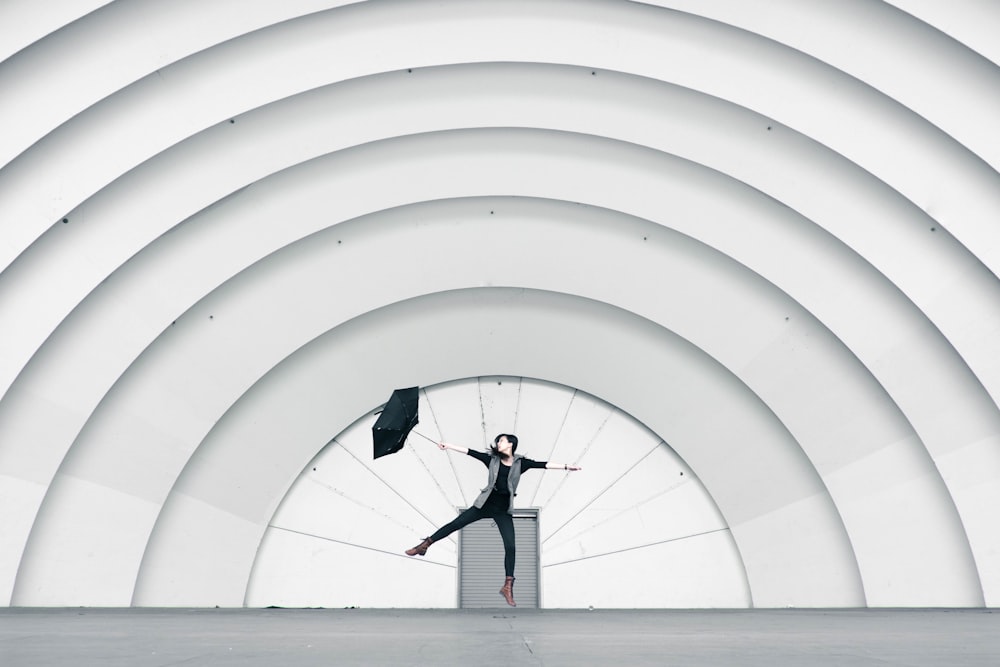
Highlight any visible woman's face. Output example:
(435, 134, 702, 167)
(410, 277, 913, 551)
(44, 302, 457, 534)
(496, 436, 514, 455)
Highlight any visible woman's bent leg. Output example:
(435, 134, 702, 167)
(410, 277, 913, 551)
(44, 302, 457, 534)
(406, 507, 485, 556)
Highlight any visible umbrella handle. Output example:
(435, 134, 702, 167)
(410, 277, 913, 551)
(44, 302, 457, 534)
(410, 430, 438, 445)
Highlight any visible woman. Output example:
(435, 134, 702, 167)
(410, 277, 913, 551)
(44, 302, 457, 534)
(404, 433, 582, 607)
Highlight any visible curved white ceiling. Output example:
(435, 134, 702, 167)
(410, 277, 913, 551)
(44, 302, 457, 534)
(1, 0, 998, 608)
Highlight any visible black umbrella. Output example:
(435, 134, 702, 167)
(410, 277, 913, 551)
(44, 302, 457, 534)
(372, 386, 422, 459)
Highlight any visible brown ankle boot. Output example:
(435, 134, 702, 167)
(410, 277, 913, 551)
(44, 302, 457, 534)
(405, 537, 434, 556)
(499, 576, 516, 607)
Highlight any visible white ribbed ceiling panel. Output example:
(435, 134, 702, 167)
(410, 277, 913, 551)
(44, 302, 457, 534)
(1, 0, 998, 608)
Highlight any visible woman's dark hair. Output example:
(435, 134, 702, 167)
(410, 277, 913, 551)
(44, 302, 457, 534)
(490, 433, 518, 455)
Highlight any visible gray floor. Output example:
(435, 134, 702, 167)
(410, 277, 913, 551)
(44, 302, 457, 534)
(1, 607, 997, 666)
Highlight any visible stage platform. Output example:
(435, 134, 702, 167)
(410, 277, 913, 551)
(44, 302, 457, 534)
(2, 607, 997, 666)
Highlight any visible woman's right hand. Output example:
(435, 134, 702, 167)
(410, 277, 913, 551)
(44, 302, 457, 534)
(437, 442, 449, 450)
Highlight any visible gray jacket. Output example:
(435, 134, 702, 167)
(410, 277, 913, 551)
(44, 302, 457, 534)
(472, 453, 525, 513)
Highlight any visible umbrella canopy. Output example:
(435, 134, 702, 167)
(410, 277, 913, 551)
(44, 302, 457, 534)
(372, 386, 420, 459)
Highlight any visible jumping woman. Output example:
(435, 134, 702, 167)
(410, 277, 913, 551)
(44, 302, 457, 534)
(404, 433, 582, 607)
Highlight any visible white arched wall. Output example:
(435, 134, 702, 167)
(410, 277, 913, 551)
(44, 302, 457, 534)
(1, 0, 999, 608)
(247, 377, 751, 609)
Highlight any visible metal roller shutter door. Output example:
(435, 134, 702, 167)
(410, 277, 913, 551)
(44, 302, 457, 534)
(459, 510, 538, 608)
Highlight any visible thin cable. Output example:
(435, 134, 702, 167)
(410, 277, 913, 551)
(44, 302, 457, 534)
(423, 386, 470, 507)
(269, 525, 455, 568)
(332, 438, 456, 542)
(512, 377, 524, 434)
(543, 528, 731, 567)
(477, 376, 488, 450)
(402, 430, 460, 515)
(541, 437, 669, 546)
(528, 388, 576, 507)
(535, 406, 612, 513)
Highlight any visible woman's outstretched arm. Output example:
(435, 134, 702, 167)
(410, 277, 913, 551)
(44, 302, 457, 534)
(545, 462, 582, 471)
(438, 442, 469, 454)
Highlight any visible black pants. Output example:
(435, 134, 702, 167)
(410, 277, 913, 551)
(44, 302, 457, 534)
(429, 506, 516, 577)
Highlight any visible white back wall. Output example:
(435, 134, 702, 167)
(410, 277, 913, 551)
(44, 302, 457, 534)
(0, 0, 998, 608)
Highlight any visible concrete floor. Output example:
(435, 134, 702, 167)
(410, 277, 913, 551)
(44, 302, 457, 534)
(1, 607, 997, 666)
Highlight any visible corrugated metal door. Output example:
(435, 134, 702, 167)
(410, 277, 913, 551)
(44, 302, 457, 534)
(459, 509, 538, 608)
